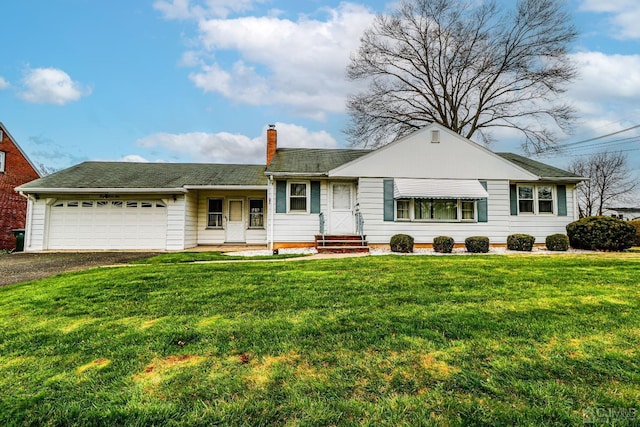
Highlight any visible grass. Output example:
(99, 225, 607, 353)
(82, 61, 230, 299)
(131, 251, 307, 264)
(1, 254, 639, 426)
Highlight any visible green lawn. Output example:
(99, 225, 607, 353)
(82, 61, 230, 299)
(130, 251, 306, 264)
(1, 254, 639, 426)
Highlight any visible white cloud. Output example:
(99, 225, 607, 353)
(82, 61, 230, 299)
(558, 51, 640, 139)
(154, 0, 264, 20)
(567, 51, 640, 131)
(167, 3, 375, 120)
(19, 67, 91, 105)
(119, 154, 151, 163)
(569, 52, 640, 100)
(136, 122, 337, 164)
(0, 77, 9, 89)
(580, 0, 640, 39)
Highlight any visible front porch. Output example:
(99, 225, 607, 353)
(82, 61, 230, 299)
(315, 234, 369, 254)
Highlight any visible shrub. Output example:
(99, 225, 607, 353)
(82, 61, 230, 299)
(433, 236, 454, 253)
(390, 234, 414, 253)
(465, 236, 489, 253)
(566, 216, 636, 251)
(545, 234, 569, 251)
(507, 234, 535, 251)
(630, 219, 640, 246)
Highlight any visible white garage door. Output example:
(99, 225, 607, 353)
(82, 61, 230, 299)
(48, 199, 168, 250)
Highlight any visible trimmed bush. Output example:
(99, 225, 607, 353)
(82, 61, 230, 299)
(545, 233, 569, 251)
(566, 216, 636, 251)
(465, 236, 489, 253)
(433, 236, 454, 253)
(390, 234, 414, 253)
(507, 234, 535, 251)
(630, 219, 640, 246)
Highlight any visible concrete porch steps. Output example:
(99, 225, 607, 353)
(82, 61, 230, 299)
(315, 234, 369, 254)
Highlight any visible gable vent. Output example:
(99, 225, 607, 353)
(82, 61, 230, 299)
(431, 130, 440, 143)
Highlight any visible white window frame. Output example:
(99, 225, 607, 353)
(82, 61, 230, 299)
(248, 198, 265, 229)
(287, 181, 310, 213)
(395, 198, 477, 222)
(396, 199, 410, 221)
(207, 198, 224, 228)
(537, 185, 554, 214)
(0, 151, 5, 173)
(517, 184, 555, 215)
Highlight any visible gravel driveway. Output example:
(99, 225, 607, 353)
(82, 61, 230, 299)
(0, 252, 159, 287)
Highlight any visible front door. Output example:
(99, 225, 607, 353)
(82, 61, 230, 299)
(226, 199, 245, 242)
(330, 183, 354, 234)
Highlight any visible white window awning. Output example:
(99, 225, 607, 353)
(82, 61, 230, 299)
(393, 179, 488, 200)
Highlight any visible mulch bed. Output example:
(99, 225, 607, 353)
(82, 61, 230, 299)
(0, 252, 159, 287)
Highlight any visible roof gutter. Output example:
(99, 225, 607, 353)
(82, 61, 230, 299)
(14, 187, 189, 194)
(539, 177, 586, 183)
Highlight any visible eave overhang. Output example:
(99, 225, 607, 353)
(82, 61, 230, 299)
(15, 187, 188, 194)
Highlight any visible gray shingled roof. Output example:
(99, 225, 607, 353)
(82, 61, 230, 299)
(18, 162, 267, 190)
(266, 148, 372, 174)
(17, 149, 582, 193)
(496, 153, 581, 179)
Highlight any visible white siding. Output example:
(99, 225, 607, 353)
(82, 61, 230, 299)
(507, 184, 578, 241)
(196, 190, 267, 245)
(272, 181, 328, 243)
(166, 196, 187, 251)
(331, 124, 537, 181)
(24, 198, 47, 252)
(358, 178, 577, 245)
(184, 192, 198, 249)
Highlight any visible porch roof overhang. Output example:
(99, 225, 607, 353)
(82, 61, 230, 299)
(393, 178, 489, 200)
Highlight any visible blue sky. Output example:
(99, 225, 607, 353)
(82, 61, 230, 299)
(1, 0, 640, 173)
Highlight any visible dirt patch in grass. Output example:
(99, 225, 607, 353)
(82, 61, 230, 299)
(0, 252, 159, 287)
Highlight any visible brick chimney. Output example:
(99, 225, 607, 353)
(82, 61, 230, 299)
(266, 124, 277, 166)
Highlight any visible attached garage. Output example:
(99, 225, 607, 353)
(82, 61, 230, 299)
(47, 199, 168, 250)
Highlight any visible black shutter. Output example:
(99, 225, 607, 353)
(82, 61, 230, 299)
(276, 180, 286, 213)
(557, 185, 567, 216)
(510, 184, 518, 216)
(310, 181, 321, 214)
(477, 181, 488, 222)
(383, 179, 394, 221)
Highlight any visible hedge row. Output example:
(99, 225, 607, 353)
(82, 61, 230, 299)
(389, 216, 638, 254)
(390, 233, 569, 253)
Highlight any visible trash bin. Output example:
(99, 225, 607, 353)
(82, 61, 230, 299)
(12, 229, 25, 252)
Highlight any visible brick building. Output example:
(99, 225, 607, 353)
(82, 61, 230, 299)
(0, 123, 40, 250)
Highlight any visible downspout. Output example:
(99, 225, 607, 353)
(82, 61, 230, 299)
(268, 175, 274, 252)
(18, 191, 32, 251)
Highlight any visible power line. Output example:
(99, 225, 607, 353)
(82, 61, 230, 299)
(560, 136, 640, 154)
(552, 123, 640, 150)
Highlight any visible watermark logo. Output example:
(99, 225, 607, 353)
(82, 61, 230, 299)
(583, 407, 637, 424)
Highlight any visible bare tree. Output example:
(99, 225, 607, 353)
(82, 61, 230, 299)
(346, 0, 577, 151)
(568, 151, 638, 217)
(35, 162, 57, 177)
